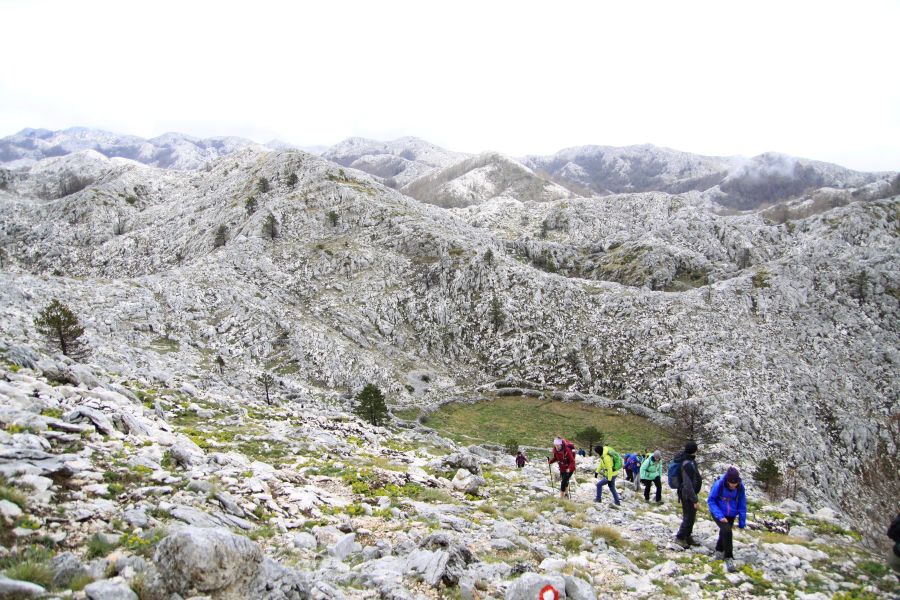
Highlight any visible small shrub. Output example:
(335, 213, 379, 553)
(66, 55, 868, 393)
(327, 210, 339, 227)
(3, 560, 53, 588)
(86, 535, 119, 558)
(592, 525, 624, 548)
(0, 482, 27, 509)
(503, 438, 519, 456)
(562, 534, 583, 552)
(751, 269, 771, 288)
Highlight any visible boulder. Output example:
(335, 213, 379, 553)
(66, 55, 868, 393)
(84, 577, 139, 600)
(152, 526, 263, 596)
(504, 572, 567, 600)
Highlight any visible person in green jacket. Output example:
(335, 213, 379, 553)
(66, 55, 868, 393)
(594, 446, 621, 507)
(639, 450, 664, 503)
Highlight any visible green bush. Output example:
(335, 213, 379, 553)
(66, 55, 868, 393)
(3, 560, 53, 588)
(503, 438, 519, 455)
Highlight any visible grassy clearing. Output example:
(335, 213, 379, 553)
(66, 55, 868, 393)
(422, 396, 672, 452)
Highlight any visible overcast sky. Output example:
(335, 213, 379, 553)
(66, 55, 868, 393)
(1, 0, 898, 171)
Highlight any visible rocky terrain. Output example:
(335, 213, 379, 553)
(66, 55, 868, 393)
(0, 361, 896, 599)
(0, 130, 898, 598)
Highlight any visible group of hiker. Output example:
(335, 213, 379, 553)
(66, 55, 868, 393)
(529, 437, 746, 573)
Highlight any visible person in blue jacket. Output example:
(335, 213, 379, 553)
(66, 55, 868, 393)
(707, 466, 747, 573)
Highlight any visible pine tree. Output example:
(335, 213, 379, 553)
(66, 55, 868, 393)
(34, 299, 88, 359)
(353, 383, 389, 427)
(245, 196, 257, 215)
(286, 172, 298, 187)
(259, 372, 276, 405)
(263, 214, 278, 240)
(257, 177, 270, 193)
(752, 456, 783, 493)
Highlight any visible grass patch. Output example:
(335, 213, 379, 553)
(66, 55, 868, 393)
(393, 408, 422, 421)
(0, 481, 28, 509)
(3, 560, 53, 588)
(592, 525, 625, 548)
(148, 336, 180, 354)
(86, 535, 120, 559)
(562, 534, 584, 552)
(422, 396, 672, 452)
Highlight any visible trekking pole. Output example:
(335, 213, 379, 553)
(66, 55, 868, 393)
(548, 462, 554, 488)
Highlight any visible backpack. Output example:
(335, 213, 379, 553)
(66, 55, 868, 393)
(608, 449, 623, 472)
(561, 438, 576, 452)
(667, 456, 683, 489)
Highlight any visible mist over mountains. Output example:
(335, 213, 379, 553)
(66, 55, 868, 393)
(0, 126, 897, 598)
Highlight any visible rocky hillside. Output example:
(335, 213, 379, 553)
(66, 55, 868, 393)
(0, 361, 896, 599)
(0, 142, 897, 597)
(401, 153, 574, 208)
(322, 137, 468, 190)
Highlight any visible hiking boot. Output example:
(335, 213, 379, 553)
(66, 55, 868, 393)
(655, 499, 663, 504)
(674, 537, 690, 549)
(714, 551, 724, 561)
(687, 536, 701, 547)
(610, 503, 621, 510)
(725, 559, 737, 573)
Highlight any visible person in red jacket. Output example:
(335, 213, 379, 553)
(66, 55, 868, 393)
(548, 437, 576, 498)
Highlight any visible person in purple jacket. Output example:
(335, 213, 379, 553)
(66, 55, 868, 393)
(707, 466, 747, 573)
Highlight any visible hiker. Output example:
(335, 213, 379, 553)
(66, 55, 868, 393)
(632, 453, 644, 492)
(548, 437, 576, 498)
(639, 450, 664, 503)
(577, 447, 586, 457)
(515, 451, 527, 468)
(623, 453, 637, 482)
(594, 445, 622, 507)
(673, 441, 702, 548)
(707, 466, 747, 573)
(888, 512, 900, 577)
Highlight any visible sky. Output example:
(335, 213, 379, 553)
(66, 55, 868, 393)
(1, 0, 898, 171)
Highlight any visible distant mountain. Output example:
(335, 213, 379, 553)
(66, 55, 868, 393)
(322, 136, 468, 189)
(0, 127, 268, 170)
(522, 144, 892, 210)
(401, 151, 575, 208)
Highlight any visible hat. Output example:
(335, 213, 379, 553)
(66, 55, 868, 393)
(725, 466, 741, 484)
(553, 438, 563, 447)
(653, 450, 662, 461)
(684, 441, 698, 455)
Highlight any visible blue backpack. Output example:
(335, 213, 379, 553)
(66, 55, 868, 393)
(667, 457, 683, 489)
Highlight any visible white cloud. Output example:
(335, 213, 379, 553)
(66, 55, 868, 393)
(1, 0, 897, 171)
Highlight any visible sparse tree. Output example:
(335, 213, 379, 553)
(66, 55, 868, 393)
(850, 270, 869, 305)
(34, 299, 89, 359)
(286, 172, 298, 187)
(257, 177, 270, 193)
(483, 248, 494, 266)
(213, 224, 228, 248)
(575, 426, 604, 456)
(263, 214, 278, 240)
(504, 438, 519, 456)
(259, 372, 276, 405)
(327, 210, 339, 227)
(215, 355, 225, 374)
(752, 456, 783, 494)
(664, 400, 714, 455)
(490, 295, 505, 331)
(245, 196, 257, 215)
(353, 383, 389, 427)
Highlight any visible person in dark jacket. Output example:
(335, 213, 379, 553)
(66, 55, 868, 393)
(515, 451, 527, 468)
(548, 437, 576, 498)
(707, 466, 747, 572)
(674, 441, 702, 548)
(888, 512, 900, 577)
